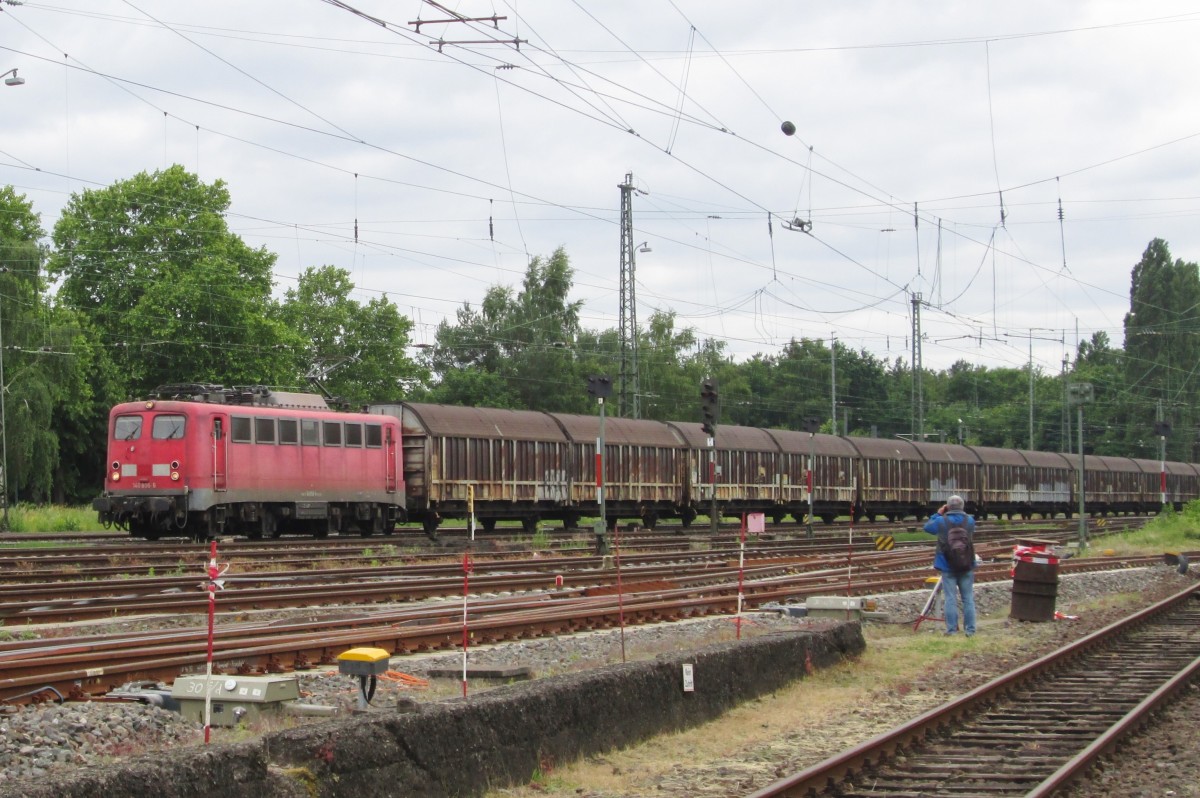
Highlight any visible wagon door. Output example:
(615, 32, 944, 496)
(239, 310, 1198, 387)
(212, 414, 228, 491)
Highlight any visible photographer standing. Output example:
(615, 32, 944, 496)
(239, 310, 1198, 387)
(923, 494, 977, 636)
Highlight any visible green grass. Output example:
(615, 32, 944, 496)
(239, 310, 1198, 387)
(1087, 501, 1200, 556)
(2, 504, 99, 534)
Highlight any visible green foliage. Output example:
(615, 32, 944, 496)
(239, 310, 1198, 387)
(425, 248, 587, 411)
(47, 165, 295, 397)
(278, 265, 428, 404)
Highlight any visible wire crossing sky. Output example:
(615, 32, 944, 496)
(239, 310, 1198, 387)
(3, 1, 1200, 375)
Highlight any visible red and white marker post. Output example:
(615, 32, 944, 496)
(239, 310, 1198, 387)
(735, 513, 766, 638)
(461, 549, 473, 697)
(202, 539, 227, 744)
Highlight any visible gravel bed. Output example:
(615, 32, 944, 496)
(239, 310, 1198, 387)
(0, 565, 1193, 795)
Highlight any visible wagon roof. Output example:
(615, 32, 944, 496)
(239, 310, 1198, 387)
(908, 441, 982, 464)
(766, 429, 859, 457)
(549, 414, 684, 447)
(1131, 457, 1199, 476)
(965, 445, 1030, 466)
(666, 422, 780, 451)
(398, 403, 567, 442)
(1065, 454, 1118, 472)
(841, 436, 921, 460)
(1016, 449, 1073, 468)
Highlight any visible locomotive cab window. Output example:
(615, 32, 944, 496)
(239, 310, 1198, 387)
(323, 421, 343, 446)
(231, 416, 252, 443)
(300, 419, 319, 446)
(366, 424, 382, 448)
(151, 415, 186, 440)
(255, 418, 276, 444)
(279, 418, 299, 445)
(345, 423, 363, 447)
(114, 415, 143, 441)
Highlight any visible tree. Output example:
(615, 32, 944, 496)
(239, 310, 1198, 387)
(1122, 239, 1200, 459)
(0, 187, 117, 505)
(47, 165, 294, 396)
(426, 248, 586, 411)
(279, 265, 427, 405)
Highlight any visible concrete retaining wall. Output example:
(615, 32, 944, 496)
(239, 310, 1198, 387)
(15, 622, 864, 798)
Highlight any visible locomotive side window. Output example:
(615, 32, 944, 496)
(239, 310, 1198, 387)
(323, 421, 343, 446)
(255, 418, 276, 444)
(279, 418, 299, 445)
(114, 415, 143, 441)
(365, 424, 382, 448)
(231, 416, 252, 443)
(345, 423, 363, 447)
(151, 415, 186, 440)
(300, 419, 319, 446)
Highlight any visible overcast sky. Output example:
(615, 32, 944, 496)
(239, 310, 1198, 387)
(3, 1, 1200, 377)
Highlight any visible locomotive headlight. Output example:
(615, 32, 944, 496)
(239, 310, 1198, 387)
(171, 460, 180, 470)
(111, 461, 120, 471)
(170, 471, 180, 481)
(111, 471, 121, 482)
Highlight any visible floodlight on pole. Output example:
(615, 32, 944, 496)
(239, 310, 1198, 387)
(2, 69, 25, 87)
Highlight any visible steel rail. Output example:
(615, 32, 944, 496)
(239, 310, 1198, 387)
(747, 580, 1200, 797)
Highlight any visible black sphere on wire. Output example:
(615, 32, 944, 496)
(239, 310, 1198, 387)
(781, 120, 796, 136)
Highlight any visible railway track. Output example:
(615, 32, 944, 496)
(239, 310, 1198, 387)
(0, 548, 1174, 703)
(749, 580, 1200, 798)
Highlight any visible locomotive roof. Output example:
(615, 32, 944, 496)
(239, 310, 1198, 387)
(151, 384, 329, 409)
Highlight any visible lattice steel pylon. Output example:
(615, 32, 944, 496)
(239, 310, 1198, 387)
(618, 172, 639, 418)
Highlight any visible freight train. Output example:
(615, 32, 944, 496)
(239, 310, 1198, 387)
(93, 385, 1195, 540)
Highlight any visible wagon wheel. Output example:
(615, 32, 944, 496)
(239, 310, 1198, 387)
(422, 516, 440, 540)
(679, 507, 697, 530)
(521, 515, 540, 535)
(481, 518, 497, 532)
(641, 513, 658, 530)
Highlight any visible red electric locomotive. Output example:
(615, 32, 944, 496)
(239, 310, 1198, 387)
(93, 385, 405, 540)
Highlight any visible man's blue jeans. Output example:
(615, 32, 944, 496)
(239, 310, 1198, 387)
(940, 568, 976, 635)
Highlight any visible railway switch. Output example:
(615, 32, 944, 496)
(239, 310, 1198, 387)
(170, 675, 300, 726)
(338, 647, 392, 711)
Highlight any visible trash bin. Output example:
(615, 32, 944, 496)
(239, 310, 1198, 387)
(1009, 540, 1059, 622)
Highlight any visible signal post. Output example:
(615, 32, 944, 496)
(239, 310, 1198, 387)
(701, 378, 719, 535)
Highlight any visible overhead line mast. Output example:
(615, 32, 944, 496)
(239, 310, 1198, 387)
(618, 172, 640, 418)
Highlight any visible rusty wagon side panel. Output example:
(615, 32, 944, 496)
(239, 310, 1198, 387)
(766, 429, 858, 522)
(371, 403, 570, 532)
(548, 413, 686, 527)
